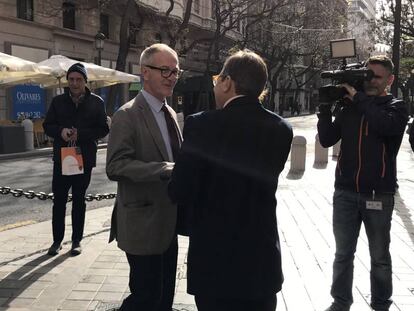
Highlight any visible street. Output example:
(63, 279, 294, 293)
(1, 114, 413, 232)
(0, 149, 116, 230)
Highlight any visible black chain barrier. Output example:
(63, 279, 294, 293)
(0, 186, 116, 202)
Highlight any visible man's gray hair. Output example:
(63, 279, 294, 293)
(140, 43, 178, 66)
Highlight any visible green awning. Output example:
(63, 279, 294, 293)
(129, 82, 142, 91)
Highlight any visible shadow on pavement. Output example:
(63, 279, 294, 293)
(0, 253, 68, 308)
(286, 170, 304, 180)
(394, 190, 414, 247)
(94, 302, 197, 311)
(313, 162, 328, 169)
(0, 228, 111, 308)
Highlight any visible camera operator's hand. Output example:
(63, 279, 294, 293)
(339, 83, 357, 101)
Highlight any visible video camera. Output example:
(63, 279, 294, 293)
(319, 39, 374, 103)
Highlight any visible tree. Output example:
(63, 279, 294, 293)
(106, 0, 197, 115)
(106, 0, 144, 115)
(175, 0, 287, 75)
(379, 0, 414, 37)
(377, 0, 414, 98)
(391, 0, 402, 97)
(238, 0, 347, 112)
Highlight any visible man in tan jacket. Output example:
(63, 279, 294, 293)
(106, 43, 182, 311)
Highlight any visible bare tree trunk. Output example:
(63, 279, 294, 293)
(391, 0, 402, 97)
(267, 71, 281, 112)
(169, 0, 193, 48)
(270, 89, 276, 113)
(106, 0, 137, 116)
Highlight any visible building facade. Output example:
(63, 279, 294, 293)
(0, 0, 227, 120)
(347, 0, 377, 58)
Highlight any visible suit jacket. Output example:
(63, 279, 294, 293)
(169, 96, 293, 299)
(106, 92, 179, 255)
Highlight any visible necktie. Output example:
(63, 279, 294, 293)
(162, 104, 181, 161)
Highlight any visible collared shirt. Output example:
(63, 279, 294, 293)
(68, 89, 86, 107)
(142, 90, 174, 162)
(223, 95, 246, 108)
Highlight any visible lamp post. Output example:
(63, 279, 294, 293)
(94, 32, 106, 66)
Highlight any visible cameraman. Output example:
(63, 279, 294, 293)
(317, 55, 408, 311)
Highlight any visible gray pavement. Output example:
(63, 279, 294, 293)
(0, 115, 413, 310)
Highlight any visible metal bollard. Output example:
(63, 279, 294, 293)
(332, 140, 341, 158)
(314, 133, 328, 164)
(21, 119, 34, 151)
(290, 135, 306, 172)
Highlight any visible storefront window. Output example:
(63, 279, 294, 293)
(100, 14, 109, 39)
(62, 2, 76, 30)
(17, 0, 33, 21)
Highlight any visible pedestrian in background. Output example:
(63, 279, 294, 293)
(409, 119, 414, 152)
(106, 43, 182, 311)
(168, 49, 293, 311)
(317, 55, 408, 311)
(43, 63, 109, 256)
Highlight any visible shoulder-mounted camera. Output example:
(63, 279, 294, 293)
(319, 39, 374, 104)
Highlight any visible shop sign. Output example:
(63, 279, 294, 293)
(12, 85, 45, 119)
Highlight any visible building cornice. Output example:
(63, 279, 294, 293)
(52, 28, 94, 43)
(0, 15, 94, 43)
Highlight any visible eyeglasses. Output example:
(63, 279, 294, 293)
(212, 74, 220, 86)
(145, 65, 183, 78)
(212, 73, 229, 86)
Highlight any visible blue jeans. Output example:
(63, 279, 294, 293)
(330, 189, 394, 311)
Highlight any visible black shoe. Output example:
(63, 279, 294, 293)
(70, 241, 82, 256)
(47, 243, 62, 256)
(324, 304, 349, 311)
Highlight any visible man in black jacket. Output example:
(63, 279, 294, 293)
(168, 50, 292, 311)
(318, 55, 408, 311)
(43, 63, 109, 256)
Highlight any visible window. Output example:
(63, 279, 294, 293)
(17, 0, 33, 21)
(155, 33, 162, 43)
(194, 0, 200, 14)
(129, 23, 138, 45)
(62, 2, 75, 30)
(100, 14, 109, 39)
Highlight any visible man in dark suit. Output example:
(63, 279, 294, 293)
(168, 49, 293, 311)
(106, 43, 182, 310)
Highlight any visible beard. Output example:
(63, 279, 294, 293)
(363, 82, 381, 96)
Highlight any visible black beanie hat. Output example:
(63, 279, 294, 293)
(66, 62, 88, 82)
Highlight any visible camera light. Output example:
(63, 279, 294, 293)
(330, 39, 356, 59)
